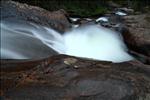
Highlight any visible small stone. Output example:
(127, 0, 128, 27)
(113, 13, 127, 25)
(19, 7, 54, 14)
(64, 58, 77, 65)
(74, 65, 79, 68)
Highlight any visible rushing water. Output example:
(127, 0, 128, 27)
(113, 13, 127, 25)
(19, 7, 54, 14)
(1, 20, 133, 62)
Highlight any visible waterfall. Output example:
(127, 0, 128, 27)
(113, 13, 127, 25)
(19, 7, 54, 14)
(63, 25, 133, 62)
(1, 20, 133, 62)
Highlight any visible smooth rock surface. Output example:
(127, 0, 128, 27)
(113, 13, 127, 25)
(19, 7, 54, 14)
(1, 55, 150, 100)
(122, 14, 150, 56)
(102, 13, 150, 64)
(122, 14, 150, 64)
(1, 0, 71, 32)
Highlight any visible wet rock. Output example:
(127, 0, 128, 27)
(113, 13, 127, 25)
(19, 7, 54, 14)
(70, 18, 95, 26)
(102, 13, 150, 65)
(116, 8, 134, 14)
(129, 50, 150, 64)
(1, 0, 71, 32)
(1, 55, 150, 100)
(122, 14, 150, 62)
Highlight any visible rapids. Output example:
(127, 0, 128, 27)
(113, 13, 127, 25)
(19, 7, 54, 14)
(1, 20, 133, 62)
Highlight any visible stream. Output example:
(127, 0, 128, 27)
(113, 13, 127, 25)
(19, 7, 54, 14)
(1, 12, 134, 63)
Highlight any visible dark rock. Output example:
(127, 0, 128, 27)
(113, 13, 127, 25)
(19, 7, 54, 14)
(1, 55, 150, 100)
(1, 0, 71, 32)
(116, 8, 134, 14)
(122, 14, 150, 61)
(129, 50, 150, 64)
(109, 15, 124, 25)
(103, 13, 150, 65)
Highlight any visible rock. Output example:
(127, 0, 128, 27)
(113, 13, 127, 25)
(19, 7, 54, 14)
(64, 58, 78, 66)
(129, 50, 150, 64)
(1, 55, 150, 100)
(122, 14, 150, 58)
(1, 0, 71, 32)
(102, 13, 150, 65)
(116, 8, 134, 14)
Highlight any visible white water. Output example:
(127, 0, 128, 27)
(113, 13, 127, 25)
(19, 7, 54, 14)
(70, 18, 79, 22)
(1, 20, 133, 62)
(96, 17, 108, 22)
(115, 11, 127, 16)
(63, 25, 133, 62)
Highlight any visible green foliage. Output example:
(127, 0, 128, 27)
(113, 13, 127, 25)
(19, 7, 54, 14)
(13, 0, 150, 16)
(13, 0, 109, 17)
(63, 3, 108, 17)
(110, 0, 150, 12)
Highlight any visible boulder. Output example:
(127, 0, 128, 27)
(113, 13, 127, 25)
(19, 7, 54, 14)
(116, 8, 134, 14)
(103, 13, 150, 65)
(121, 14, 150, 64)
(1, 0, 71, 32)
(122, 14, 150, 55)
(1, 55, 150, 100)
